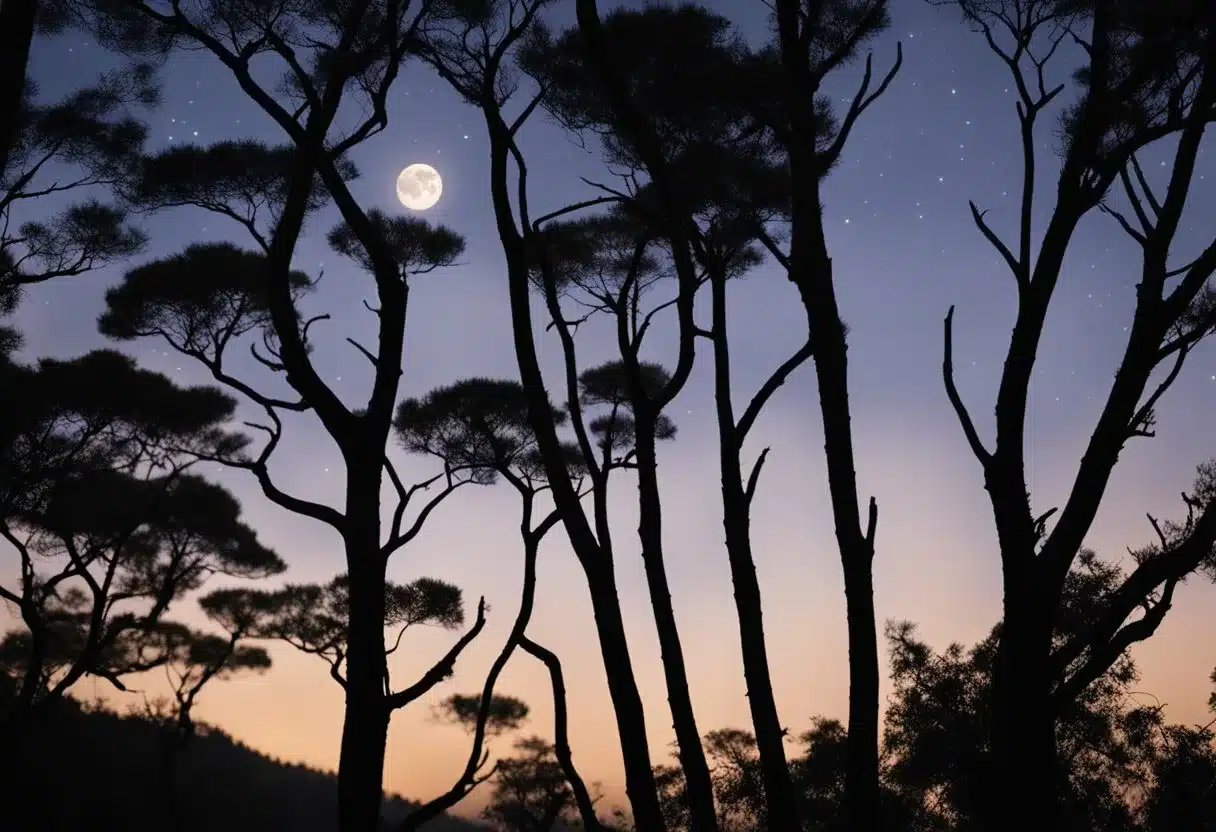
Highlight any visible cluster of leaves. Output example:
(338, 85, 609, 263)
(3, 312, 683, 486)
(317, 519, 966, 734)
(0, 347, 284, 719)
(210, 573, 467, 686)
(482, 736, 588, 830)
(1, 67, 154, 309)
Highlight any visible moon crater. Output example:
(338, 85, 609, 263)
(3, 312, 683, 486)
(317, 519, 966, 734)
(396, 163, 443, 211)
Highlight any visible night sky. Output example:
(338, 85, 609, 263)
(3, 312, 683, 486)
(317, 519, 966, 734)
(13, 0, 1216, 817)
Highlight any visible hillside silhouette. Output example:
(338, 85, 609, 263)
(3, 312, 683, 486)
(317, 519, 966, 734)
(0, 698, 487, 832)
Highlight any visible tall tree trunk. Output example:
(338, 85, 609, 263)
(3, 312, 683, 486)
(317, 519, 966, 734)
(338, 469, 391, 832)
(709, 272, 801, 827)
(795, 275, 881, 832)
(979, 211, 1086, 831)
(583, 559, 667, 830)
(774, 1, 882, 824)
(633, 425, 718, 832)
(0, 0, 35, 179)
(485, 110, 666, 830)
(988, 600, 1058, 831)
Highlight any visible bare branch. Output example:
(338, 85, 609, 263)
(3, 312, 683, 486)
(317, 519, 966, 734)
(736, 338, 814, 446)
(387, 597, 487, 710)
(942, 306, 992, 465)
(744, 447, 770, 506)
(346, 336, 379, 368)
(821, 43, 904, 172)
(969, 201, 1022, 284)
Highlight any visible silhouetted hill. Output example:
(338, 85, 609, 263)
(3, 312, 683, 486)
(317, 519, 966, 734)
(1, 700, 487, 832)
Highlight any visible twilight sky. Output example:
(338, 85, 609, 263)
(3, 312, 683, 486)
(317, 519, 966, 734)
(12, 0, 1216, 819)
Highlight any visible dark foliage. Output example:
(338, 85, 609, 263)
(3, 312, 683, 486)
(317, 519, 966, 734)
(436, 692, 531, 737)
(926, 1, 1216, 826)
(482, 736, 589, 831)
(233, 573, 467, 687)
(128, 141, 359, 246)
(0, 340, 279, 719)
(1, 68, 152, 307)
(99, 242, 315, 356)
(329, 209, 466, 275)
(394, 378, 576, 485)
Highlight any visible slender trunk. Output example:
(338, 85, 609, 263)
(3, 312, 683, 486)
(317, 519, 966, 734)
(633, 426, 718, 832)
(783, 241, 880, 830)
(799, 284, 881, 832)
(775, 0, 882, 816)
(708, 271, 800, 827)
(0, 0, 35, 179)
(484, 108, 664, 831)
(338, 469, 391, 832)
(583, 558, 667, 830)
(337, 681, 391, 832)
(841, 559, 880, 830)
(520, 635, 603, 831)
(722, 484, 803, 827)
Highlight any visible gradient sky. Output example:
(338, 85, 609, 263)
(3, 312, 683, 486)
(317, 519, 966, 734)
(11, 0, 1216, 820)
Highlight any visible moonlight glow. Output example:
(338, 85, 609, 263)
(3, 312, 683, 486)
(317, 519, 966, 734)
(396, 163, 443, 211)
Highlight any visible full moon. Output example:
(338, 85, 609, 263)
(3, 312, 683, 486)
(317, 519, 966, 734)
(396, 163, 443, 211)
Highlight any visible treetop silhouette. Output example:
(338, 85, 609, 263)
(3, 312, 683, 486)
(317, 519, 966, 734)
(1, 67, 154, 308)
(0, 353, 283, 717)
(128, 141, 359, 248)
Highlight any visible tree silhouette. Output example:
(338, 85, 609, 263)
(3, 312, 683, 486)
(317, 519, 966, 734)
(415, 6, 746, 825)
(515, 170, 718, 826)
(882, 590, 1216, 832)
(0, 0, 163, 184)
(97, 131, 468, 829)
(521, 11, 803, 823)
(927, 0, 1216, 826)
(0, 350, 283, 745)
(429, 1, 901, 827)
(435, 692, 531, 737)
(537, 558, 1216, 831)
(393, 377, 601, 829)
(137, 595, 274, 816)
(526, 3, 901, 827)
(0, 66, 152, 312)
(231, 572, 479, 697)
(719, 4, 902, 826)
(481, 735, 591, 831)
(77, 0, 480, 821)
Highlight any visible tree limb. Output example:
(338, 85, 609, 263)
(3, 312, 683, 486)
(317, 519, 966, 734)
(386, 597, 486, 710)
(942, 306, 992, 465)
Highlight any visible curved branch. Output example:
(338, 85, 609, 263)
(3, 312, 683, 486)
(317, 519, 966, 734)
(744, 447, 770, 506)
(387, 597, 487, 710)
(520, 635, 605, 832)
(968, 201, 1022, 285)
(398, 494, 559, 830)
(187, 414, 344, 531)
(1054, 577, 1177, 706)
(381, 478, 467, 561)
(820, 43, 904, 173)
(942, 306, 992, 465)
(736, 338, 815, 446)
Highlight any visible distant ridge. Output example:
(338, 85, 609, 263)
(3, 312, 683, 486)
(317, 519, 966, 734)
(1, 700, 488, 831)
